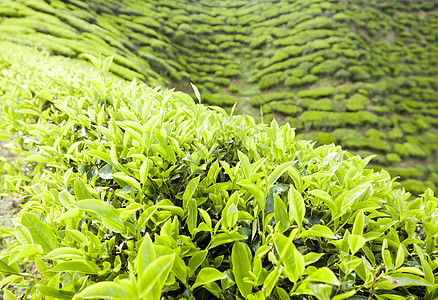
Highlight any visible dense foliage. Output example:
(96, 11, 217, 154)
(0, 0, 437, 192)
(0, 44, 437, 299)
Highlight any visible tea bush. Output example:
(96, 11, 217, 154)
(1, 45, 438, 300)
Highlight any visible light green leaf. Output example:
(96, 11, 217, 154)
(183, 176, 200, 210)
(208, 232, 246, 250)
(190, 82, 201, 103)
(263, 268, 280, 297)
(188, 250, 208, 276)
(51, 260, 101, 274)
(14, 225, 32, 245)
(273, 233, 304, 283)
(332, 290, 357, 300)
(348, 235, 366, 255)
(74, 282, 131, 300)
(139, 254, 175, 298)
(136, 233, 156, 276)
(288, 185, 305, 227)
(376, 273, 432, 289)
(340, 184, 370, 214)
(267, 161, 295, 189)
(9, 244, 43, 263)
(274, 194, 289, 233)
(58, 190, 76, 208)
(395, 244, 405, 269)
(238, 179, 265, 209)
(226, 203, 239, 228)
(352, 210, 364, 236)
(308, 190, 336, 214)
(45, 247, 83, 260)
(187, 198, 198, 235)
(21, 213, 58, 254)
(3, 290, 18, 300)
(113, 172, 141, 190)
(232, 242, 252, 297)
(299, 225, 335, 240)
(306, 267, 340, 286)
(139, 158, 150, 184)
(192, 267, 226, 289)
(73, 199, 123, 227)
(38, 286, 76, 300)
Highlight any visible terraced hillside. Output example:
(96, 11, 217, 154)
(1, 0, 438, 193)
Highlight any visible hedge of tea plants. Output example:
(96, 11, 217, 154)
(0, 40, 438, 299)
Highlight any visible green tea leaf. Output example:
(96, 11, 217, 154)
(190, 82, 201, 103)
(238, 179, 265, 209)
(348, 235, 366, 255)
(3, 290, 18, 300)
(187, 198, 198, 235)
(9, 244, 43, 263)
(58, 190, 76, 208)
(183, 176, 200, 210)
(38, 287, 76, 300)
(139, 254, 175, 298)
(299, 225, 335, 240)
(232, 242, 252, 297)
(74, 282, 131, 300)
(113, 172, 141, 190)
(209, 232, 246, 250)
(306, 267, 340, 286)
(352, 210, 364, 236)
(14, 225, 33, 245)
(136, 233, 156, 275)
(51, 260, 101, 274)
(192, 267, 226, 289)
(188, 250, 208, 276)
(273, 233, 304, 283)
(288, 185, 305, 227)
(45, 247, 84, 260)
(21, 213, 58, 254)
(274, 194, 289, 233)
(267, 161, 295, 189)
(308, 190, 336, 214)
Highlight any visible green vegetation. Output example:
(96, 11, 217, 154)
(0, 1, 438, 298)
(1, 43, 438, 300)
(0, 0, 437, 192)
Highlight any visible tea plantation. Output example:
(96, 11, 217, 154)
(0, 0, 438, 299)
(1, 0, 438, 192)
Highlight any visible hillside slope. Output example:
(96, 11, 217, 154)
(0, 0, 437, 193)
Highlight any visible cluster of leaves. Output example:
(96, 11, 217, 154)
(0, 47, 438, 300)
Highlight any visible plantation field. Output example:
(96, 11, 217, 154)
(0, 0, 437, 192)
(0, 41, 437, 299)
(0, 0, 438, 299)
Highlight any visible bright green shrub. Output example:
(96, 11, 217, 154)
(386, 153, 402, 163)
(348, 65, 371, 81)
(268, 100, 302, 116)
(402, 179, 430, 195)
(229, 85, 238, 93)
(249, 35, 271, 49)
(249, 92, 294, 106)
(301, 74, 319, 85)
(203, 93, 236, 106)
(258, 73, 280, 90)
(297, 86, 335, 98)
(284, 76, 302, 87)
(345, 93, 371, 111)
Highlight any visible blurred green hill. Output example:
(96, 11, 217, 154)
(1, 0, 437, 193)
